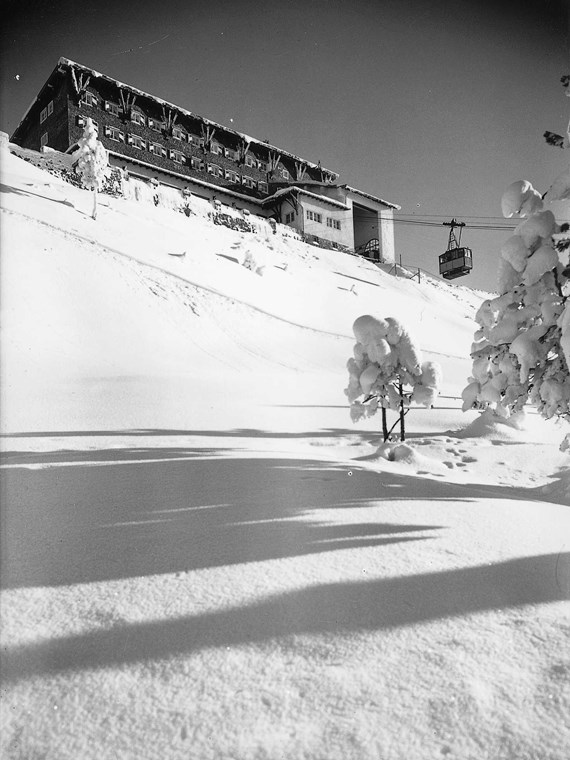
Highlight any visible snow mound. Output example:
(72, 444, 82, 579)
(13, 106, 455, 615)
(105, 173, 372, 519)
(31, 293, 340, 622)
(454, 409, 562, 443)
(373, 442, 448, 474)
(454, 411, 527, 440)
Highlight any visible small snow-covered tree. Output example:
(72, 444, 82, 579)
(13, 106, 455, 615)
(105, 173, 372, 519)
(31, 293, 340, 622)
(463, 77, 570, 426)
(345, 315, 442, 441)
(75, 117, 108, 219)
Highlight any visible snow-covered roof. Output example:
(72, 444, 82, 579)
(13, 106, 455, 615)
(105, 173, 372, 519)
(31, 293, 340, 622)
(56, 58, 339, 178)
(262, 186, 349, 210)
(343, 185, 400, 210)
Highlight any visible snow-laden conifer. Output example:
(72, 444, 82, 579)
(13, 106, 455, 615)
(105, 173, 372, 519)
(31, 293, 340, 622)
(75, 117, 108, 219)
(345, 315, 441, 440)
(463, 78, 570, 427)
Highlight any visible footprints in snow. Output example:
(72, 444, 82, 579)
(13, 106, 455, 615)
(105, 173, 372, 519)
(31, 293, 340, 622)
(416, 438, 479, 471)
(443, 447, 477, 469)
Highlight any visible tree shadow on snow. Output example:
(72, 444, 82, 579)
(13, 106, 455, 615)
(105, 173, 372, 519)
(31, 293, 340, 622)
(1, 427, 379, 442)
(2, 551, 568, 682)
(0, 182, 74, 208)
(1, 452, 449, 590)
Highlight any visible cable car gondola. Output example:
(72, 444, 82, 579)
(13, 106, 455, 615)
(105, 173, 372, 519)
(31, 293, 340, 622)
(439, 219, 473, 279)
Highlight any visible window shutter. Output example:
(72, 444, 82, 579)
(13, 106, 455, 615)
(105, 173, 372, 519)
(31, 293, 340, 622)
(104, 126, 111, 137)
(127, 134, 133, 145)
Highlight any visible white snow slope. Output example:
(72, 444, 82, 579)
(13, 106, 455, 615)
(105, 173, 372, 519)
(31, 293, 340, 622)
(1, 150, 569, 760)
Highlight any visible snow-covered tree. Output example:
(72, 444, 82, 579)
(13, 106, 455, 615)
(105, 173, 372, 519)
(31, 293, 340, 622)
(75, 117, 108, 219)
(463, 77, 570, 426)
(345, 315, 442, 441)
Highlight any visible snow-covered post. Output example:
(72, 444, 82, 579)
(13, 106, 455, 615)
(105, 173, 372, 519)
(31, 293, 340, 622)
(75, 117, 108, 219)
(345, 315, 442, 441)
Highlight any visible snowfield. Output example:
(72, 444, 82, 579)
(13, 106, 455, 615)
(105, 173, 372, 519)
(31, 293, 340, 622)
(1, 150, 569, 760)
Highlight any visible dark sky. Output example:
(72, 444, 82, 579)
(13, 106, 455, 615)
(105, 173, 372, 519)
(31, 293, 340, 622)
(1, 0, 568, 291)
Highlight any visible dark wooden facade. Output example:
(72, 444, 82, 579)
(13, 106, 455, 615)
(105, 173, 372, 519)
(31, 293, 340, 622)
(11, 58, 339, 202)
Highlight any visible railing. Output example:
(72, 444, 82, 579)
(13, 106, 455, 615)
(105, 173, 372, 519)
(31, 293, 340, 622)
(354, 238, 381, 260)
(387, 263, 422, 282)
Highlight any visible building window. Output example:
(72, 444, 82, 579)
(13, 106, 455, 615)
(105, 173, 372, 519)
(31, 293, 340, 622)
(224, 147, 239, 161)
(131, 110, 146, 127)
(148, 118, 164, 132)
(209, 142, 223, 156)
(150, 142, 166, 157)
(257, 160, 268, 172)
(258, 181, 269, 194)
(47, 100, 54, 116)
(40, 132, 48, 147)
(191, 156, 205, 171)
(80, 92, 98, 107)
(225, 169, 240, 183)
(326, 218, 341, 230)
(207, 163, 224, 178)
(285, 212, 295, 224)
(105, 127, 125, 142)
(104, 126, 124, 142)
(189, 134, 205, 149)
(40, 107, 48, 123)
(242, 176, 256, 189)
(281, 168, 290, 180)
(129, 134, 146, 150)
(172, 127, 186, 141)
(169, 149, 186, 165)
(306, 210, 322, 223)
(104, 101, 121, 116)
(244, 155, 256, 168)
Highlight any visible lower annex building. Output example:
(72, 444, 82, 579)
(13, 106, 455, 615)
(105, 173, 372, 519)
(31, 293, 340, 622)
(10, 57, 399, 263)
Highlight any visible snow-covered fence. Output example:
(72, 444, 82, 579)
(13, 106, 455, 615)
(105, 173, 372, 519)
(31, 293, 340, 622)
(122, 175, 156, 205)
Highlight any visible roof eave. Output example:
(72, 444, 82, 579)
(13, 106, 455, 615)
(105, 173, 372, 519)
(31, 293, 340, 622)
(59, 58, 339, 177)
(343, 184, 400, 210)
(262, 186, 349, 210)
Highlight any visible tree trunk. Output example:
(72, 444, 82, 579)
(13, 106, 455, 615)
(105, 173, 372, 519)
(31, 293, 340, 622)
(381, 407, 388, 441)
(399, 383, 405, 441)
(92, 187, 98, 220)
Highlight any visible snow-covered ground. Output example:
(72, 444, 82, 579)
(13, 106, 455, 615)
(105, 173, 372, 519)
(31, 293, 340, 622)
(1, 150, 569, 760)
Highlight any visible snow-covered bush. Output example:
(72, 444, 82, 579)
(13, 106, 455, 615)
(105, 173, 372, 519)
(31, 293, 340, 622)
(345, 314, 441, 440)
(241, 248, 266, 276)
(463, 77, 570, 427)
(211, 211, 256, 234)
(74, 117, 108, 219)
